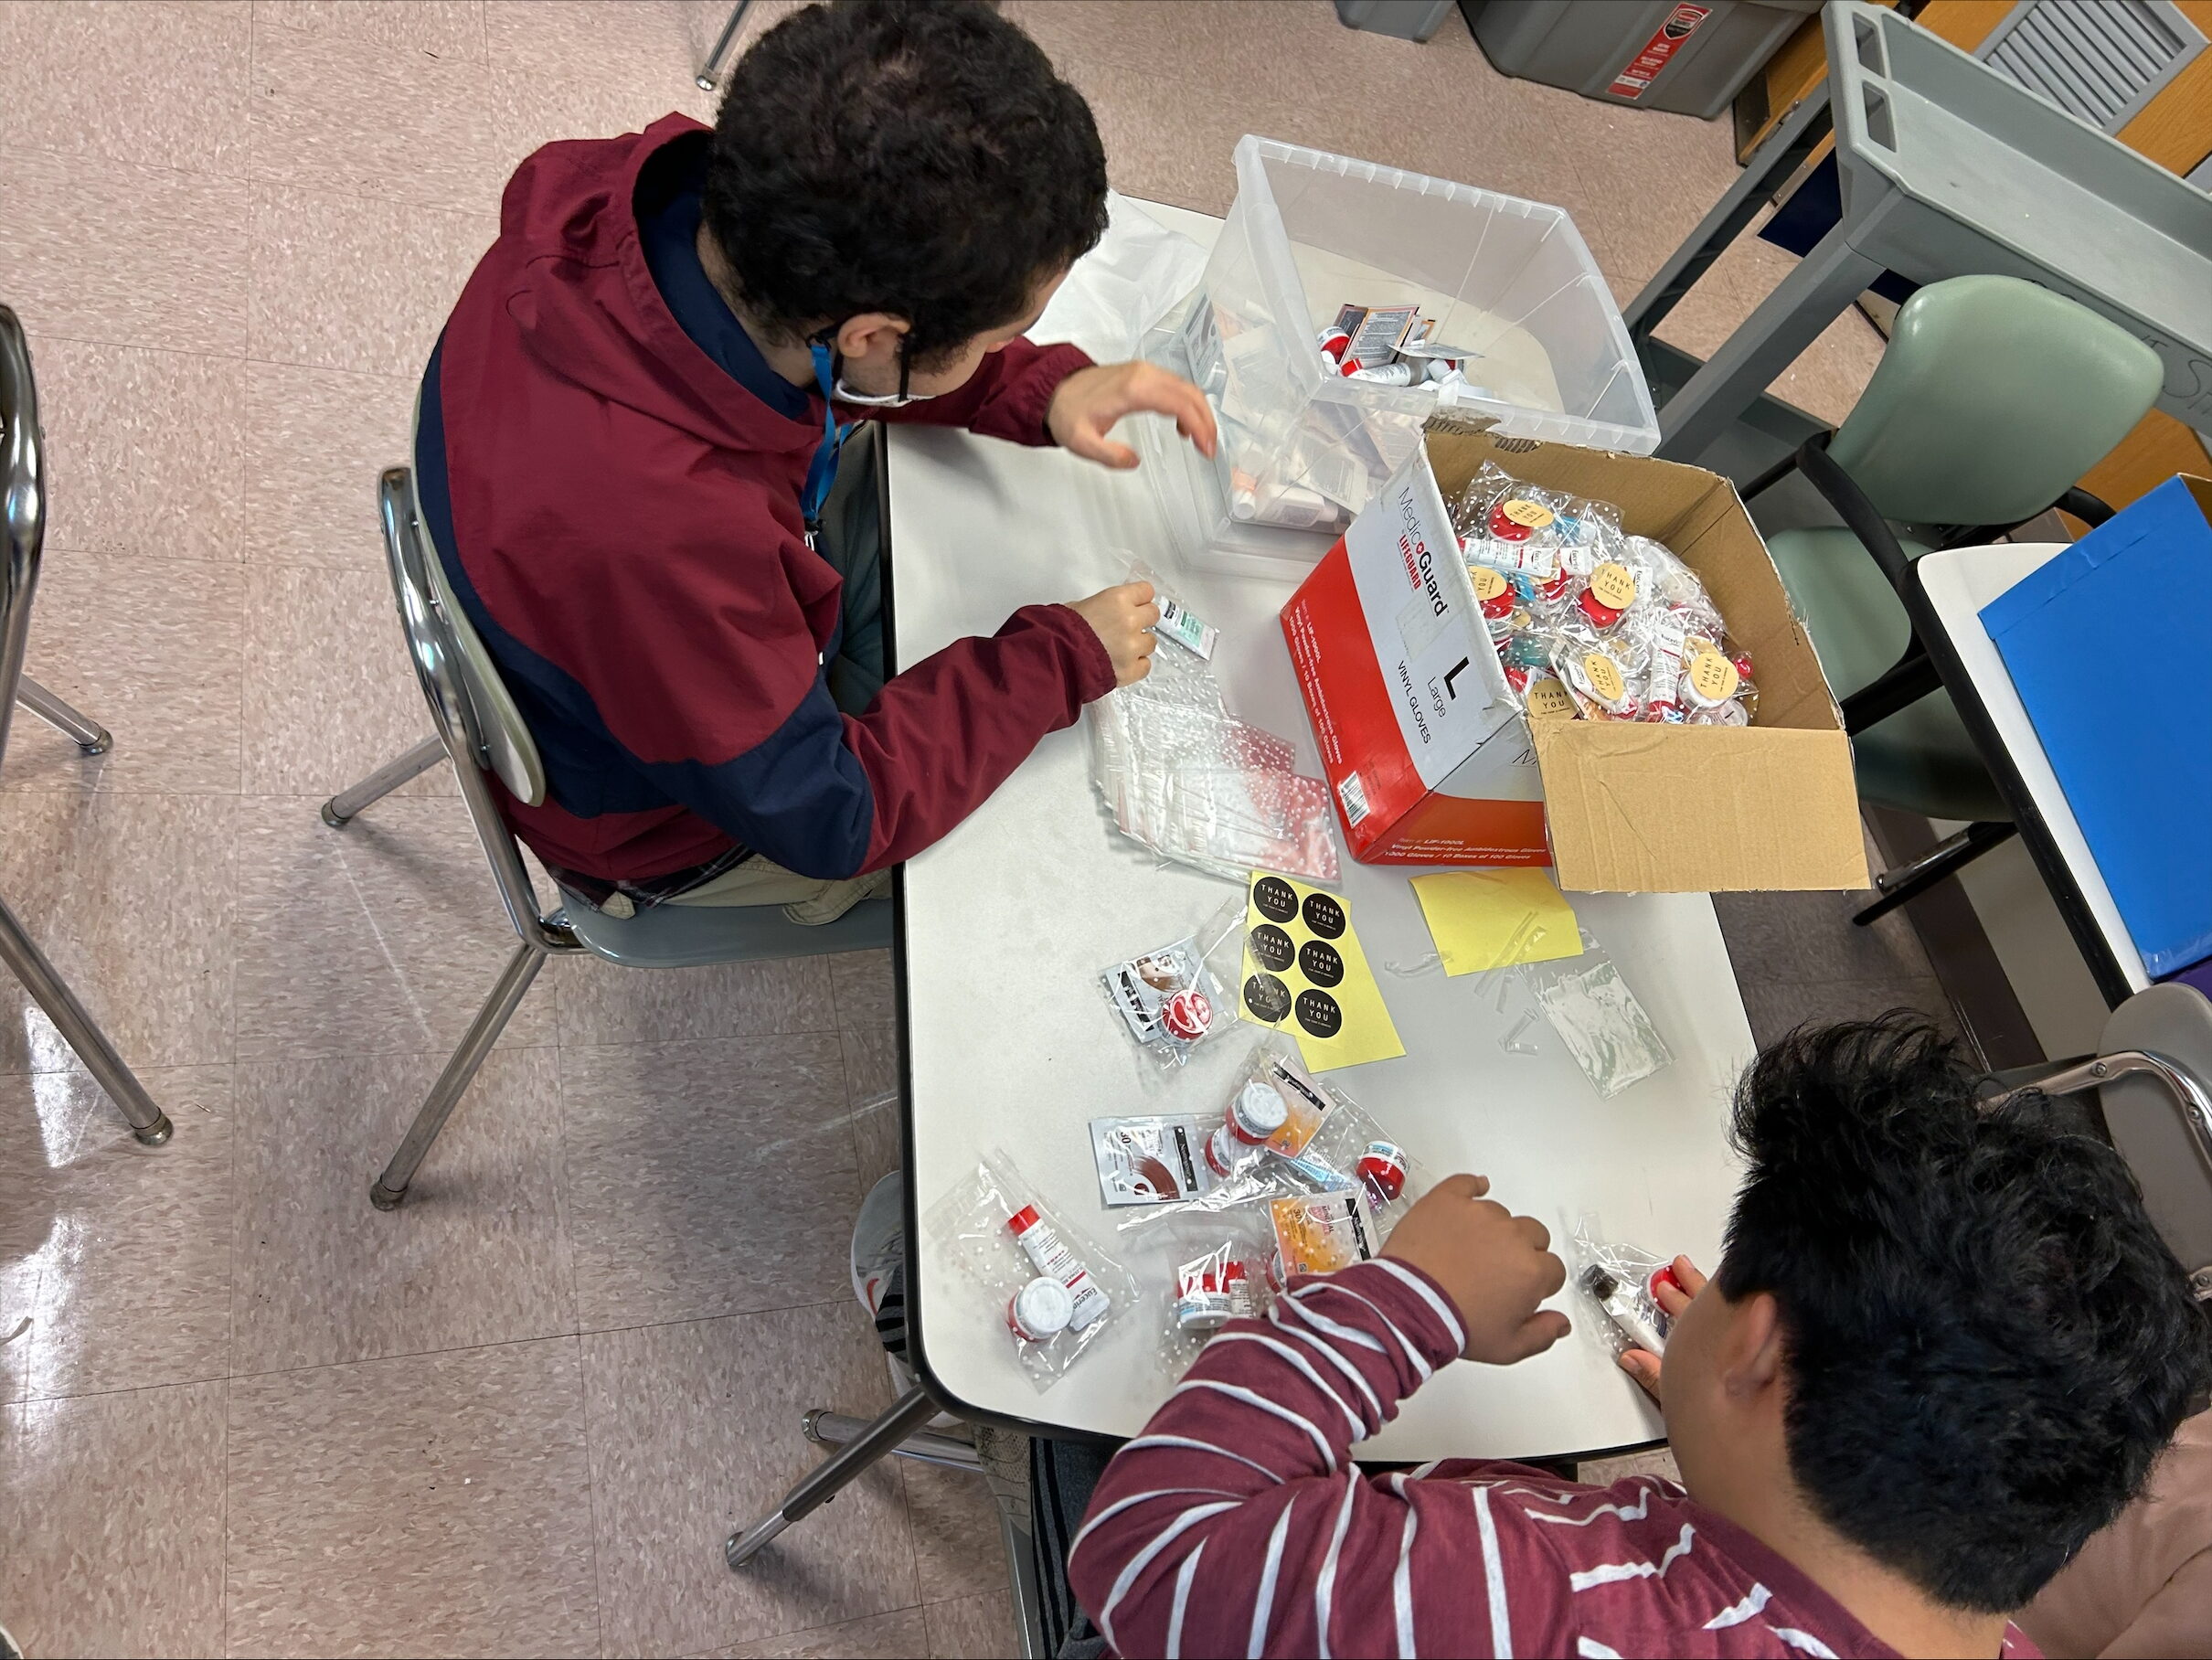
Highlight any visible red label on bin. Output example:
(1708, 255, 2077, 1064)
(1607, 3, 1711, 100)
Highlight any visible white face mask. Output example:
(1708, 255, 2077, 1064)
(810, 338, 939, 409)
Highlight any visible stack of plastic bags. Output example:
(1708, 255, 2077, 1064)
(1088, 572, 1339, 884)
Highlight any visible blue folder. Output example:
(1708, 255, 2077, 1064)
(1981, 476, 2212, 979)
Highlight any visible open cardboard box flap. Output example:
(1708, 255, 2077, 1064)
(1426, 425, 1871, 891)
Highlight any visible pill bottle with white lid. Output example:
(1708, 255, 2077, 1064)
(1007, 1275, 1075, 1343)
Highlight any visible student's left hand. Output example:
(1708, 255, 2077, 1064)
(1048, 362, 1219, 470)
(1383, 1174, 1571, 1366)
(1620, 1255, 1707, 1402)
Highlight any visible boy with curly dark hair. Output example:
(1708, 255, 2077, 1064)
(1072, 1015, 2211, 1657)
(421, 1, 1212, 920)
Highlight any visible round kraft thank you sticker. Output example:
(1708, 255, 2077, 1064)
(1244, 973, 1292, 1023)
(1301, 890, 1345, 939)
(1589, 560, 1637, 612)
(1295, 989, 1343, 1039)
(1687, 648, 1740, 705)
(1253, 876, 1298, 923)
(1581, 651, 1625, 706)
(1501, 496, 1554, 531)
(1470, 563, 1507, 603)
(1248, 922, 1295, 974)
(1526, 676, 1576, 720)
(1298, 938, 1345, 988)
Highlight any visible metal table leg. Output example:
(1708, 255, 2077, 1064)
(1655, 224, 1886, 464)
(0, 890, 171, 1144)
(727, 1386, 941, 1568)
(804, 1408, 983, 1474)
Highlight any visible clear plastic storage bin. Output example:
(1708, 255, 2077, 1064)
(1186, 135, 1657, 533)
(1139, 311, 1345, 584)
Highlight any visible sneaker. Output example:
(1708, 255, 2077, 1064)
(851, 1171, 909, 1380)
(851, 1171, 904, 1316)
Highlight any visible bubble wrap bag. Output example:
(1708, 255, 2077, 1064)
(1088, 567, 1338, 883)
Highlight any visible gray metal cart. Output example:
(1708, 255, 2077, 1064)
(1632, 1, 2212, 465)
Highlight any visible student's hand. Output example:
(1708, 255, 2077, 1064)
(1383, 1175, 1571, 1366)
(1619, 1255, 1707, 1402)
(1069, 581, 1162, 686)
(1048, 362, 1219, 470)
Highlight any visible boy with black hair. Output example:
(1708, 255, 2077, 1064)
(420, 0, 1213, 920)
(1071, 1016, 2212, 1657)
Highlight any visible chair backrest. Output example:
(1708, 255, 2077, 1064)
(1826, 274, 2162, 528)
(408, 401, 547, 810)
(0, 304, 46, 781)
(376, 465, 568, 951)
(2100, 983, 2212, 1293)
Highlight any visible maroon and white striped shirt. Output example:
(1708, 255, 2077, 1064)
(1069, 1260, 2040, 1659)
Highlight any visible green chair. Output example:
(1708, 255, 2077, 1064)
(1741, 274, 2162, 921)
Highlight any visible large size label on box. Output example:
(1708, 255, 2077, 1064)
(1342, 457, 1515, 790)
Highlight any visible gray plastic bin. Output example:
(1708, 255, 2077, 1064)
(1335, 0, 1458, 42)
(1466, 0, 1823, 120)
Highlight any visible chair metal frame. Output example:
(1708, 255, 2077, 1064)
(339, 468, 591, 1209)
(334, 463, 892, 1209)
(1742, 430, 2118, 929)
(341, 462, 976, 1591)
(693, 0, 752, 91)
(0, 306, 171, 1145)
(1994, 1045, 2212, 1304)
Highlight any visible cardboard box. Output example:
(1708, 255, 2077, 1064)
(1280, 428, 1869, 892)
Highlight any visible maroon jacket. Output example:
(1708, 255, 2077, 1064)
(427, 114, 1110, 883)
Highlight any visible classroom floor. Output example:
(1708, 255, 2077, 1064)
(0, 5, 1955, 1657)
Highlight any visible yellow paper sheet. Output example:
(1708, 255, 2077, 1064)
(1239, 872, 1405, 1071)
(1409, 869, 1583, 976)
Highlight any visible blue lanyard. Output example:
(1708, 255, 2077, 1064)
(803, 342, 854, 543)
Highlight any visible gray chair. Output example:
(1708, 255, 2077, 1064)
(327, 463, 891, 1211)
(0, 306, 171, 1145)
(1995, 982, 2212, 1304)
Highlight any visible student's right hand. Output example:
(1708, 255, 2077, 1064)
(1383, 1174, 1571, 1366)
(1068, 581, 1162, 687)
(1619, 1255, 1707, 1402)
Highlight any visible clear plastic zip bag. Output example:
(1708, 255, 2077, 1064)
(1099, 897, 1247, 1070)
(1114, 1035, 1430, 1241)
(924, 1149, 1140, 1392)
(1521, 929, 1673, 1099)
(1120, 1204, 1278, 1378)
(1572, 1215, 1679, 1358)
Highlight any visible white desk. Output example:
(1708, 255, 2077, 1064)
(889, 201, 1755, 1460)
(1914, 545, 2149, 998)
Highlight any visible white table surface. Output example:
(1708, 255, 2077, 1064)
(889, 201, 1755, 1459)
(1917, 543, 2150, 995)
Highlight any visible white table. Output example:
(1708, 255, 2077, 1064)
(888, 201, 1756, 1460)
(1914, 544, 2150, 998)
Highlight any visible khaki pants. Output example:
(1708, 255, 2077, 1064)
(2020, 1409, 2212, 1656)
(663, 857, 889, 924)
